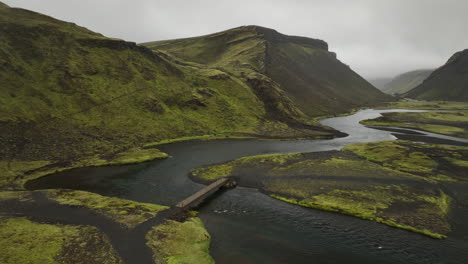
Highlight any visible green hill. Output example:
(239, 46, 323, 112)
(0, 3, 387, 183)
(406, 50, 468, 101)
(143, 26, 388, 117)
(382, 69, 433, 95)
(368, 77, 392, 90)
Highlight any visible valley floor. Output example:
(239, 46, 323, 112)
(1, 101, 468, 264)
(191, 140, 468, 239)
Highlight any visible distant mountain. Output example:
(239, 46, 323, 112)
(368, 77, 393, 90)
(0, 2, 387, 164)
(143, 26, 388, 117)
(382, 69, 433, 95)
(406, 50, 468, 101)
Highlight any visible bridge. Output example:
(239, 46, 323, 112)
(175, 177, 234, 209)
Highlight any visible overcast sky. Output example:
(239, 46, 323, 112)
(4, 0, 468, 79)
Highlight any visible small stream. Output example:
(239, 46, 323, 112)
(26, 109, 468, 264)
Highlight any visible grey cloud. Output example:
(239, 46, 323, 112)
(4, 0, 468, 78)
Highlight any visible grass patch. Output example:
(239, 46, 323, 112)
(192, 145, 457, 238)
(47, 190, 168, 228)
(270, 186, 450, 239)
(343, 140, 468, 181)
(146, 217, 214, 264)
(361, 111, 468, 139)
(0, 147, 168, 190)
(0, 217, 122, 264)
(0, 191, 33, 202)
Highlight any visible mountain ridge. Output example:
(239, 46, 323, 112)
(144, 25, 388, 117)
(406, 49, 468, 101)
(1, 4, 353, 167)
(1, 3, 387, 180)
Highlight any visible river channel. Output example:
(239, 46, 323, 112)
(26, 109, 468, 264)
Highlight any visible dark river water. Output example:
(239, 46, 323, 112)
(27, 109, 468, 264)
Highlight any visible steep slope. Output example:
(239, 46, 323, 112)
(382, 69, 433, 95)
(368, 77, 392, 90)
(0, 4, 340, 169)
(406, 50, 468, 101)
(144, 26, 389, 117)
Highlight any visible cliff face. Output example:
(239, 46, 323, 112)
(406, 50, 468, 101)
(145, 26, 388, 117)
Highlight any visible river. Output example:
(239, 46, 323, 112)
(26, 109, 468, 264)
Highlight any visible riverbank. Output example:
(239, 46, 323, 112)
(0, 147, 169, 190)
(191, 140, 468, 239)
(15, 107, 468, 263)
(360, 111, 468, 139)
(374, 101, 468, 110)
(0, 189, 212, 264)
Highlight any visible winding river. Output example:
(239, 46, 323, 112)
(27, 109, 468, 264)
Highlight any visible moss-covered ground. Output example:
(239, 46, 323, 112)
(343, 140, 468, 182)
(361, 111, 468, 139)
(191, 140, 468, 238)
(0, 189, 213, 264)
(46, 189, 168, 228)
(0, 217, 123, 264)
(0, 147, 168, 190)
(146, 217, 214, 264)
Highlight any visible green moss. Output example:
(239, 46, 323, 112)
(0, 147, 168, 190)
(391, 152, 437, 174)
(193, 145, 456, 238)
(146, 217, 214, 264)
(0, 217, 122, 264)
(343, 140, 468, 181)
(192, 164, 234, 181)
(47, 190, 168, 228)
(361, 111, 468, 139)
(143, 134, 254, 148)
(0, 191, 32, 202)
(445, 157, 468, 167)
(270, 186, 450, 239)
(0, 160, 52, 189)
(192, 151, 422, 183)
(91, 148, 169, 166)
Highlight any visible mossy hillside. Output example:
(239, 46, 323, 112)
(0, 217, 123, 264)
(47, 190, 169, 228)
(343, 140, 468, 181)
(146, 217, 214, 264)
(191, 148, 455, 238)
(144, 26, 267, 71)
(1, 4, 343, 187)
(361, 111, 468, 139)
(144, 25, 389, 118)
(405, 49, 468, 101)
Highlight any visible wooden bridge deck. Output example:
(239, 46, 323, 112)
(175, 178, 230, 208)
